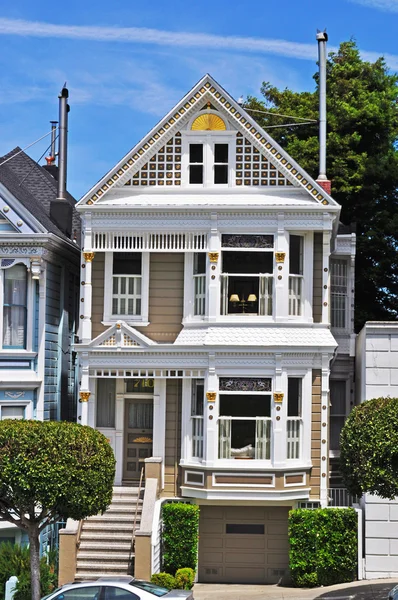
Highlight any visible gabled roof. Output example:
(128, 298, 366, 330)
(79, 74, 339, 210)
(0, 148, 80, 245)
(82, 321, 156, 350)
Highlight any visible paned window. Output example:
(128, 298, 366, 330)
(96, 379, 116, 428)
(189, 144, 204, 184)
(3, 264, 27, 348)
(1, 405, 25, 420)
(220, 235, 274, 316)
(287, 378, 302, 459)
(112, 253, 142, 316)
(193, 253, 206, 316)
(331, 259, 348, 328)
(289, 235, 303, 316)
(330, 380, 347, 452)
(191, 379, 204, 459)
(214, 144, 228, 184)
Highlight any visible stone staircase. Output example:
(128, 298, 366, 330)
(75, 486, 143, 580)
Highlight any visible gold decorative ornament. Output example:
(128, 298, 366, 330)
(116, 323, 121, 329)
(191, 114, 226, 131)
(79, 391, 90, 403)
(273, 392, 284, 403)
(206, 392, 217, 402)
(133, 436, 152, 444)
(83, 252, 95, 263)
(275, 252, 286, 263)
(208, 252, 219, 263)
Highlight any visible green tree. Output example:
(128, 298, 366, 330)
(0, 420, 115, 600)
(245, 40, 398, 329)
(340, 397, 398, 498)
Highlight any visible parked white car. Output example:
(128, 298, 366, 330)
(42, 577, 194, 600)
(388, 584, 398, 600)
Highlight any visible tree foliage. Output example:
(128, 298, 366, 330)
(246, 40, 398, 329)
(340, 397, 398, 498)
(0, 420, 115, 600)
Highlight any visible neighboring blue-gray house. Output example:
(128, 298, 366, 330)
(0, 140, 80, 545)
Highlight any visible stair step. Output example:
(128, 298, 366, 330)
(75, 572, 133, 581)
(78, 552, 131, 561)
(77, 562, 130, 572)
(80, 532, 133, 541)
(83, 523, 136, 532)
(87, 515, 139, 524)
(80, 542, 132, 551)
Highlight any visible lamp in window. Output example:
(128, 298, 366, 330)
(229, 293, 257, 313)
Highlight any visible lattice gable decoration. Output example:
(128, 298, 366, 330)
(88, 321, 155, 350)
(79, 74, 338, 208)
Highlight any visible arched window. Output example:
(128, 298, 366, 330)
(3, 264, 27, 348)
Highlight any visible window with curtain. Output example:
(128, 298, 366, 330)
(96, 379, 116, 428)
(3, 265, 27, 348)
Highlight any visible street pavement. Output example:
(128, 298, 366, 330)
(193, 578, 397, 600)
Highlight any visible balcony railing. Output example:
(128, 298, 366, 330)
(328, 487, 359, 507)
(192, 416, 204, 459)
(287, 417, 301, 459)
(218, 417, 271, 460)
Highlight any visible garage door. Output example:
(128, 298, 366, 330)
(198, 506, 289, 584)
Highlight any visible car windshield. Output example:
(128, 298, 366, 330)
(41, 589, 62, 600)
(129, 581, 169, 597)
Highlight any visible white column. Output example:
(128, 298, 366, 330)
(204, 355, 217, 466)
(180, 378, 192, 463)
(275, 213, 289, 321)
(207, 213, 220, 322)
(153, 379, 166, 489)
(304, 232, 314, 321)
(88, 377, 96, 428)
(36, 268, 46, 421)
(322, 229, 331, 323)
(114, 378, 125, 486)
(81, 252, 94, 343)
(320, 353, 330, 507)
(78, 352, 90, 425)
(273, 354, 286, 467)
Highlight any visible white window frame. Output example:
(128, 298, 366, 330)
(103, 252, 150, 325)
(330, 258, 349, 330)
(329, 378, 350, 458)
(182, 131, 237, 188)
(286, 232, 313, 322)
(0, 401, 33, 420)
(183, 253, 207, 323)
(0, 261, 34, 353)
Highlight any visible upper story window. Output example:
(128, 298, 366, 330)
(188, 142, 230, 186)
(289, 235, 304, 316)
(287, 378, 302, 460)
(104, 252, 149, 324)
(3, 264, 27, 349)
(220, 235, 274, 316)
(330, 259, 348, 328)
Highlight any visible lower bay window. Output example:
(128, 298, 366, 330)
(287, 378, 302, 459)
(218, 378, 272, 460)
(3, 264, 28, 349)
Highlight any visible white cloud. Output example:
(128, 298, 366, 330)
(349, 0, 398, 11)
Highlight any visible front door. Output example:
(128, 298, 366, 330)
(123, 397, 153, 481)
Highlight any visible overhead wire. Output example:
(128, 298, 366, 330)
(0, 128, 58, 168)
(242, 105, 318, 123)
(18, 133, 59, 187)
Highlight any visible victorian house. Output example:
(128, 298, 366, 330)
(70, 73, 355, 584)
(0, 88, 80, 546)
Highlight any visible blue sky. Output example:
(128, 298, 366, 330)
(0, 0, 397, 200)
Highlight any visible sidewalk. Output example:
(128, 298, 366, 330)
(193, 578, 397, 600)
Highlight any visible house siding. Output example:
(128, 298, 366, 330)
(137, 253, 184, 343)
(44, 262, 62, 420)
(162, 379, 182, 497)
(310, 369, 322, 499)
(92, 253, 106, 339)
(313, 233, 323, 323)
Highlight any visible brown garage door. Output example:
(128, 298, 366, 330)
(198, 506, 289, 584)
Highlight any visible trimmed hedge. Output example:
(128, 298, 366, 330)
(175, 568, 195, 590)
(289, 508, 357, 587)
(162, 502, 199, 574)
(150, 573, 176, 590)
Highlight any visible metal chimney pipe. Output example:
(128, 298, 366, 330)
(57, 87, 69, 200)
(316, 30, 328, 181)
(50, 121, 58, 160)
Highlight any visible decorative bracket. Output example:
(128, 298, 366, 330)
(79, 391, 91, 403)
(206, 391, 217, 402)
(83, 252, 95, 263)
(275, 252, 286, 264)
(208, 252, 219, 263)
(273, 392, 284, 403)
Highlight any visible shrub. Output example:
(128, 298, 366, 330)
(150, 573, 176, 590)
(162, 503, 199, 574)
(289, 508, 357, 587)
(175, 568, 195, 590)
(0, 542, 57, 600)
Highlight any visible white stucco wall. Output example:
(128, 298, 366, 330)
(357, 323, 398, 578)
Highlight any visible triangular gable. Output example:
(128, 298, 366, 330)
(87, 321, 155, 349)
(79, 74, 338, 209)
(0, 183, 46, 234)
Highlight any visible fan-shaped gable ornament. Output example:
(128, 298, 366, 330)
(191, 114, 226, 131)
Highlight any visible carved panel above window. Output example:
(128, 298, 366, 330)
(219, 378, 272, 392)
(222, 234, 274, 249)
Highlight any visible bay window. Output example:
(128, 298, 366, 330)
(191, 379, 204, 459)
(289, 235, 303, 316)
(220, 235, 274, 316)
(287, 378, 302, 459)
(218, 378, 272, 460)
(3, 264, 27, 349)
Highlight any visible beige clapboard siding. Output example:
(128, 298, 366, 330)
(91, 253, 107, 339)
(137, 253, 184, 343)
(162, 379, 182, 497)
(312, 233, 323, 323)
(310, 369, 322, 499)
